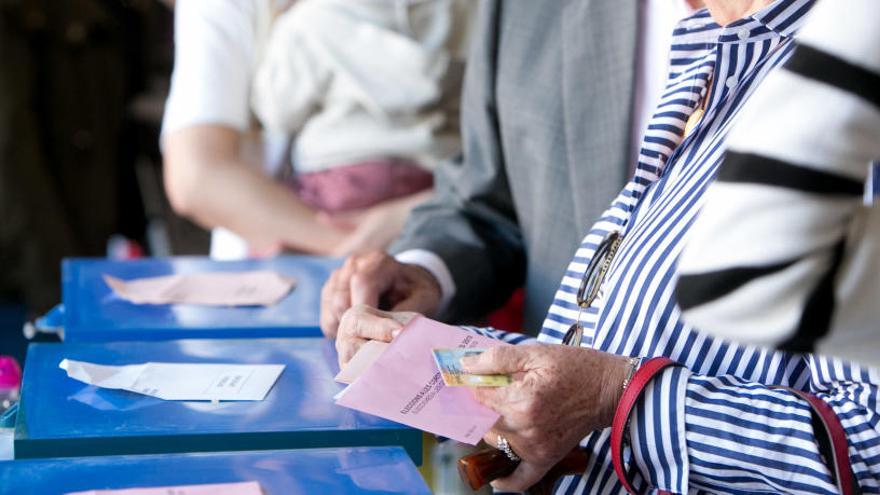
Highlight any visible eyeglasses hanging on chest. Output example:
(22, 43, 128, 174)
(562, 231, 623, 347)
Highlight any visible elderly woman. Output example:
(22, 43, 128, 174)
(334, 0, 880, 493)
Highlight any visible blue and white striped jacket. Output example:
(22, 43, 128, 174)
(469, 0, 880, 493)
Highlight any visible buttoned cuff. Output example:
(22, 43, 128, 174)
(394, 249, 456, 314)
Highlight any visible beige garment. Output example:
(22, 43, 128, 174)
(251, 0, 476, 174)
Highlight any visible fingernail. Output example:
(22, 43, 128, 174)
(391, 329, 401, 338)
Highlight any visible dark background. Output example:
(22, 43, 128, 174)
(0, 0, 205, 366)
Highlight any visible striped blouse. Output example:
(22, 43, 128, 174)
(467, 0, 880, 493)
(675, 0, 880, 370)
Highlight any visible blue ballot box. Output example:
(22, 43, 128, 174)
(0, 447, 430, 494)
(14, 338, 422, 463)
(37, 256, 342, 342)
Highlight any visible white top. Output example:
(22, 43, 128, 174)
(162, 0, 274, 136)
(251, 0, 475, 174)
(162, 0, 287, 260)
(400, 0, 695, 313)
(162, 0, 474, 260)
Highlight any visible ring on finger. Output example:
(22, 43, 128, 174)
(496, 434, 521, 462)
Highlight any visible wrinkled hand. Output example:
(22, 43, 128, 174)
(461, 345, 631, 492)
(335, 305, 418, 368)
(320, 251, 441, 338)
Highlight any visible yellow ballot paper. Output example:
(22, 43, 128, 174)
(66, 481, 263, 495)
(59, 359, 285, 401)
(103, 270, 295, 306)
(432, 349, 512, 387)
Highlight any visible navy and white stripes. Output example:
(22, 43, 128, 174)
(466, 0, 879, 493)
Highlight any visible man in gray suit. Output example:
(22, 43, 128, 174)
(321, 0, 638, 338)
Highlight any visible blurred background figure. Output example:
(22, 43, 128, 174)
(0, 0, 176, 363)
(161, 0, 475, 260)
(0, 0, 474, 363)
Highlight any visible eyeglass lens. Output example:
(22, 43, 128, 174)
(562, 232, 622, 347)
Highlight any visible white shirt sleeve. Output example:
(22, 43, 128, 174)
(161, 0, 261, 137)
(394, 249, 456, 314)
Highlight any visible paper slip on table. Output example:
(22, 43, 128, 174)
(13, 338, 421, 463)
(35, 255, 342, 342)
(0, 446, 430, 495)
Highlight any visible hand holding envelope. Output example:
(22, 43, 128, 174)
(334, 313, 603, 493)
(334, 316, 512, 445)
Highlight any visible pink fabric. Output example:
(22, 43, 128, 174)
(0, 356, 21, 390)
(294, 158, 433, 213)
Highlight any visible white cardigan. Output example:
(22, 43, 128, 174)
(251, 0, 476, 174)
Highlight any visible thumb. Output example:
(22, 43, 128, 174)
(390, 290, 440, 315)
(389, 265, 443, 316)
(460, 346, 528, 375)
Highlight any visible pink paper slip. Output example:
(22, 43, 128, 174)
(334, 340, 389, 385)
(66, 480, 263, 495)
(103, 271, 295, 307)
(335, 316, 509, 445)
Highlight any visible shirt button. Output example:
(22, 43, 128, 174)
(726, 76, 738, 89)
(737, 28, 750, 40)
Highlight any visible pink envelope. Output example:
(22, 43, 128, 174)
(334, 340, 389, 385)
(335, 316, 510, 445)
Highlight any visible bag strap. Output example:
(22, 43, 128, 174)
(610, 356, 860, 495)
(610, 357, 677, 495)
(785, 388, 860, 495)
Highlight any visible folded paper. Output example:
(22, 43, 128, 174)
(67, 481, 263, 495)
(334, 340, 389, 385)
(103, 270, 295, 306)
(59, 359, 285, 401)
(335, 316, 509, 444)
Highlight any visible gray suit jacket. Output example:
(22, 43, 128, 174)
(391, 0, 638, 333)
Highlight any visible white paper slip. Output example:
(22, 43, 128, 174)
(59, 359, 285, 401)
(103, 270, 296, 307)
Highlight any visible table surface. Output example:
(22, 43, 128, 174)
(15, 338, 420, 462)
(60, 256, 342, 341)
(0, 447, 430, 495)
